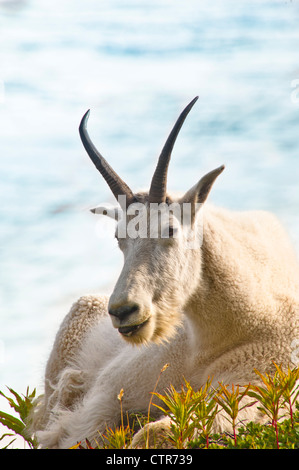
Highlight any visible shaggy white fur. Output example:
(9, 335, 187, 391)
(31, 202, 299, 449)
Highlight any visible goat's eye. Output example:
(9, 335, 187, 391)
(162, 225, 178, 240)
(168, 226, 175, 238)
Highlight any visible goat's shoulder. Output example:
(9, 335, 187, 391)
(205, 203, 280, 232)
(204, 204, 296, 259)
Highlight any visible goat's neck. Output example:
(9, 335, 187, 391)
(184, 209, 252, 357)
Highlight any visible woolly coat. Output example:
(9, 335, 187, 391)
(31, 204, 299, 448)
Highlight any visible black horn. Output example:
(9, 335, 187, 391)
(149, 96, 199, 204)
(79, 110, 134, 206)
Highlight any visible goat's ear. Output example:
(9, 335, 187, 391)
(180, 165, 225, 206)
(89, 204, 121, 220)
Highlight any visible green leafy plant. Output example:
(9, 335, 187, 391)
(0, 386, 38, 449)
(1, 364, 298, 449)
(184, 378, 218, 448)
(273, 363, 299, 427)
(153, 380, 196, 449)
(216, 402, 299, 449)
(247, 366, 288, 448)
(213, 382, 254, 446)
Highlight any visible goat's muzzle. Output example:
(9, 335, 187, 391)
(117, 320, 149, 338)
(109, 303, 150, 338)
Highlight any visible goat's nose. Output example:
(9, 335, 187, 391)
(109, 304, 139, 323)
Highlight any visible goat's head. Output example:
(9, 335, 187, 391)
(79, 97, 224, 345)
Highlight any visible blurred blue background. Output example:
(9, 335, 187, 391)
(0, 0, 299, 399)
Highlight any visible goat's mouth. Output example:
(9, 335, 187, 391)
(118, 319, 149, 337)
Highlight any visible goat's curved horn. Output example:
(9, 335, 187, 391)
(149, 96, 199, 204)
(79, 110, 134, 205)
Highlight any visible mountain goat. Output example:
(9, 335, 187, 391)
(32, 97, 299, 448)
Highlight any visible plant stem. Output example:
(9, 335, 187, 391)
(206, 432, 209, 449)
(146, 364, 169, 448)
(289, 398, 294, 428)
(274, 420, 279, 449)
(233, 427, 237, 447)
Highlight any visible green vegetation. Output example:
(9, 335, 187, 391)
(1, 363, 298, 449)
(0, 386, 38, 448)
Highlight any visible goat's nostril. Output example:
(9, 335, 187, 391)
(109, 304, 139, 322)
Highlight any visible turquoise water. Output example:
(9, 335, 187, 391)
(0, 0, 299, 393)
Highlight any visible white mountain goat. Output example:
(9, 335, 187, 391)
(31, 97, 299, 448)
